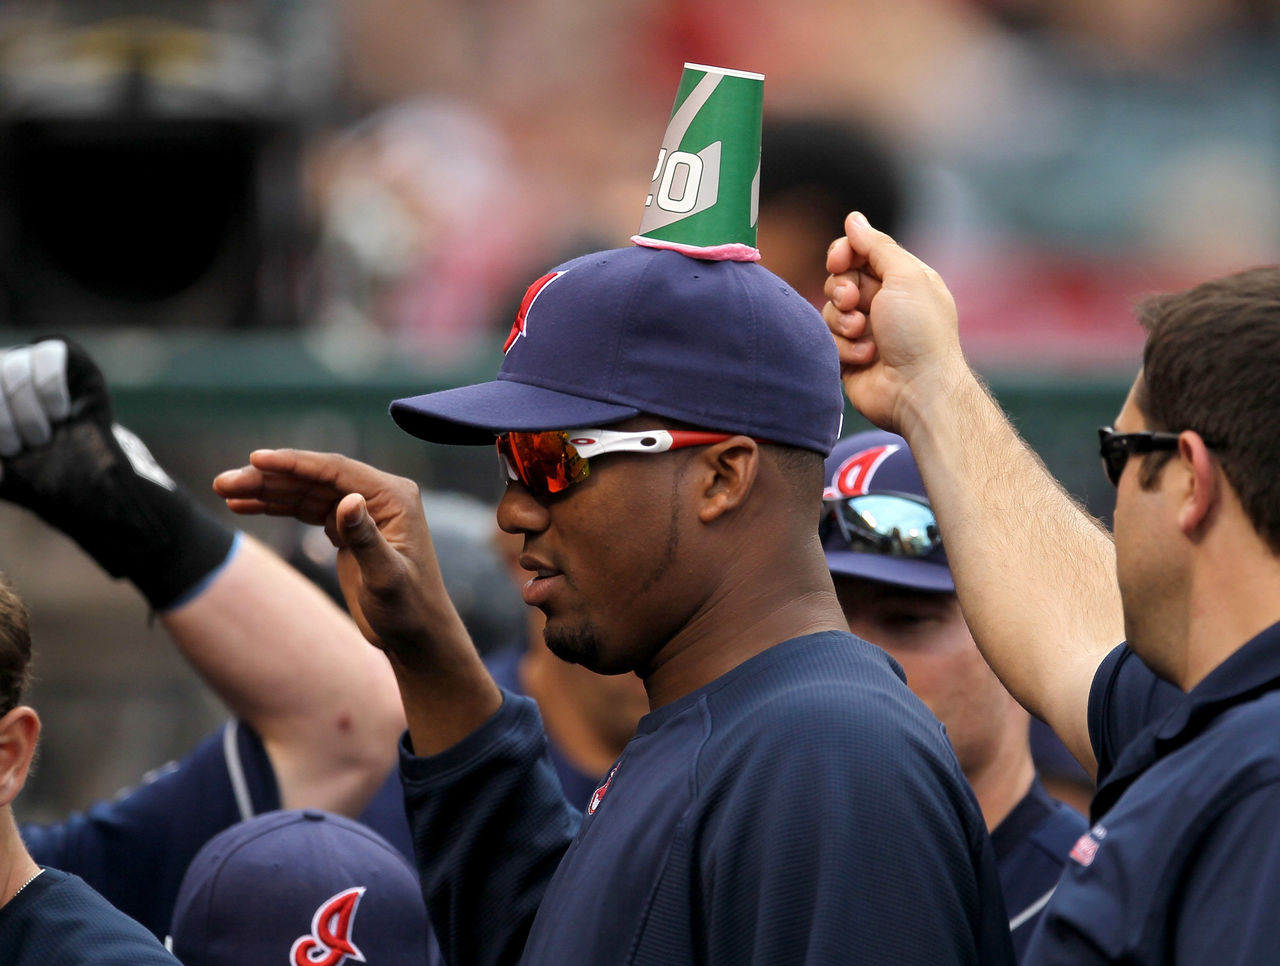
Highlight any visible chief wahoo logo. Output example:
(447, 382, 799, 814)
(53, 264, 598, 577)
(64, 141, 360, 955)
(503, 270, 567, 354)
(290, 887, 367, 966)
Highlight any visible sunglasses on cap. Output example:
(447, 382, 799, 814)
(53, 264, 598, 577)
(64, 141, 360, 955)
(1097, 426, 1183, 487)
(820, 492, 942, 558)
(496, 428, 741, 495)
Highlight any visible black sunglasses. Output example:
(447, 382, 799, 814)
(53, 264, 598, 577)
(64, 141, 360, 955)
(1097, 426, 1182, 486)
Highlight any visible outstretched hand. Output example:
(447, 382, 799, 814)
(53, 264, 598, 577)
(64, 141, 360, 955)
(822, 212, 968, 436)
(214, 450, 466, 668)
(216, 449, 503, 755)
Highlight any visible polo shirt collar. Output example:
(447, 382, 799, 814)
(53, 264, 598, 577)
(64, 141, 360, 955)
(1092, 620, 1280, 822)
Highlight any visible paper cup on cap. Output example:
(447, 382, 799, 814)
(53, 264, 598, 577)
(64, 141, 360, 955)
(632, 63, 763, 262)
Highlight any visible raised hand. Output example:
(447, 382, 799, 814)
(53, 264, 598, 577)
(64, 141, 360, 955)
(0, 338, 233, 609)
(822, 212, 967, 436)
(214, 448, 502, 754)
(214, 450, 461, 668)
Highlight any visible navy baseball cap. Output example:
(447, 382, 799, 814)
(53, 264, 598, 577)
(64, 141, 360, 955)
(390, 245, 844, 454)
(821, 429, 954, 593)
(168, 810, 429, 966)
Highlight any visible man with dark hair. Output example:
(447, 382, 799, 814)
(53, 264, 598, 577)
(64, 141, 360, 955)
(215, 244, 1016, 965)
(825, 210, 1280, 962)
(0, 573, 177, 963)
(821, 429, 1085, 960)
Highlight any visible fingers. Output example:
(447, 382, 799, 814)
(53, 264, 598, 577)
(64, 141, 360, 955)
(841, 210, 924, 286)
(0, 342, 69, 455)
(214, 450, 415, 535)
(31, 341, 70, 421)
(831, 332, 879, 369)
(214, 463, 345, 526)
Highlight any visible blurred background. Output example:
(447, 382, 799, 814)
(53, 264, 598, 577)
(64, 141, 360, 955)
(0, 0, 1276, 821)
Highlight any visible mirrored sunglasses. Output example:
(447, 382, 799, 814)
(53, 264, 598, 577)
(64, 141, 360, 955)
(820, 493, 942, 558)
(496, 428, 738, 495)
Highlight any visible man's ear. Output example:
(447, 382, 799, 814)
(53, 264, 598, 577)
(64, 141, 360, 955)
(695, 437, 760, 523)
(0, 707, 40, 808)
(1177, 431, 1219, 536)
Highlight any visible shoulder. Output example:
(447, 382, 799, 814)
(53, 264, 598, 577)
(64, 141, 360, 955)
(696, 634, 975, 822)
(1088, 643, 1181, 776)
(1, 870, 176, 964)
(704, 632, 950, 755)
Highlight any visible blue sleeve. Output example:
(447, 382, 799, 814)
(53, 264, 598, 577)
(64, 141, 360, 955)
(399, 692, 581, 966)
(694, 706, 1013, 965)
(1174, 780, 1280, 964)
(1087, 644, 1183, 782)
(19, 720, 279, 938)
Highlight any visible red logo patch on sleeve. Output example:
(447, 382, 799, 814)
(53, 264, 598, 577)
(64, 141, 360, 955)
(1068, 825, 1107, 868)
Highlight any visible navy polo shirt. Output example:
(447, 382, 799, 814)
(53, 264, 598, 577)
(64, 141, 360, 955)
(1026, 622, 1280, 963)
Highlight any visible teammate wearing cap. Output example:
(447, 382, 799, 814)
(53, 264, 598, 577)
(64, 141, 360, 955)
(168, 809, 436, 966)
(215, 244, 1016, 965)
(821, 429, 1085, 961)
(0, 573, 178, 964)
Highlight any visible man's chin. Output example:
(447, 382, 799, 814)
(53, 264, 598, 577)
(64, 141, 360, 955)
(543, 622, 605, 670)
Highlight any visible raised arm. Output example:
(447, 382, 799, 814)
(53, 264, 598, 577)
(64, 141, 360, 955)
(0, 339, 404, 813)
(213, 448, 503, 755)
(822, 214, 1123, 775)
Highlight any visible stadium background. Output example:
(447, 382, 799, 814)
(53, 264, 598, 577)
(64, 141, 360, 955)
(0, 0, 1275, 820)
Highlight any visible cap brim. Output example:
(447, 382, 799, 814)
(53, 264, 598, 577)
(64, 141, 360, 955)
(390, 378, 641, 445)
(824, 550, 955, 594)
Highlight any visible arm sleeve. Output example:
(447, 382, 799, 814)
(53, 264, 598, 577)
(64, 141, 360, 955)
(695, 713, 1011, 965)
(18, 721, 279, 938)
(1087, 643, 1184, 781)
(399, 692, 582, 966)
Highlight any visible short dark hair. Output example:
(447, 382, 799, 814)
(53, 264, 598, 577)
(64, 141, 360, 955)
(0, 573, 32, 715)
(1136, 266, 1280, 551)
(760, 116, 904, 238)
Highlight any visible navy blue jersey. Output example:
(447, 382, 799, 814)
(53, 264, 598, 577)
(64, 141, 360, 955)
(1027, 622, 1280, 962)
(991, 780, 1086, 961)
(0, 868, 176, 964)
(402, 631, 1016, 966)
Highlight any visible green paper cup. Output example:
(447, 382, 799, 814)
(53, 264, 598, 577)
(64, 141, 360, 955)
(633, 63, 763, 262)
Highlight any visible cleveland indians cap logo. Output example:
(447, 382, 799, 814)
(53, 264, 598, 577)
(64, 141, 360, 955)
(823, 444, 899, 500)
(503, 270, 568, 354)
(289, 887, 367, 966)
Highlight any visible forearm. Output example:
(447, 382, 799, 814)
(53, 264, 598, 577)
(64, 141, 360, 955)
(901, 368, 1121, 775)
(388, 618, 504, 759)
(161, 534, 406, 813)
(401, 695, 578, 966)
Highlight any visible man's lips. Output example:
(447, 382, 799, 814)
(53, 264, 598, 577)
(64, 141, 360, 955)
(521, 572, 564, 607)
(519, 554, 563, 607)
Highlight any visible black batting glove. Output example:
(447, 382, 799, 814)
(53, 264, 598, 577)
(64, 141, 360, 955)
(0, 338, 236, 611)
